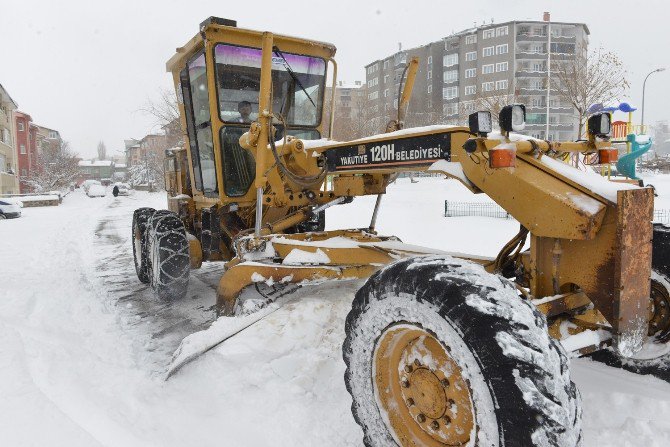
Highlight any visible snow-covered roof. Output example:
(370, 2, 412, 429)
(79, 160, 114, 167)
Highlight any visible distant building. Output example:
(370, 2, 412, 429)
(364, 13, 589, 140)
(0, 83, 19, 195)
(325, 80, 367, 140)
(77, 159, 115, 184)
(34, 124, 62, 153)
(14, 111, 39, 193)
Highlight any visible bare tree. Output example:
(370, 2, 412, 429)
(141, 88, 182, 147)
(550, 46, 629, 139)
(21, 141, 79, 192)
(97, 141, 107, 160)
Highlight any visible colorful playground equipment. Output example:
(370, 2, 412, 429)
(587, 102, 653, 180)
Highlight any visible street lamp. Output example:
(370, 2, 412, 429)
(641, 67, 666, 131)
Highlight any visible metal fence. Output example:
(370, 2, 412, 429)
(444, 201, 513, 219)
(444, 200, 670, 225)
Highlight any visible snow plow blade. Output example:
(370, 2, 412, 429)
(165, 303, 283, 379)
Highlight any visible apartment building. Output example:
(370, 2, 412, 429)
(325, 80, 366, 139)
(0, 83, 19, 194)
(364, 14, 589, 140)
(14, 111, 39, 192)
(34, 124, 62, 153)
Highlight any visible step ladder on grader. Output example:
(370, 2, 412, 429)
(131, 17, 670, 447)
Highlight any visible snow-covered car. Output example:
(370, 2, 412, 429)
(87, 184, 107, 198)
(0, 200, 22, 219)
(81, 180, 101, 193)
(113, 182, 130, 196)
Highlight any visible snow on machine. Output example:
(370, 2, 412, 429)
(131, 17, 670, 446)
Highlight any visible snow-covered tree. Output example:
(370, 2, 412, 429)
(21, 141, 79, 192)
(128, 136, 167, 190)
(97, 141, 107, 160)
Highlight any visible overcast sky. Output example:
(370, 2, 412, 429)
(1, 0, 668, 158)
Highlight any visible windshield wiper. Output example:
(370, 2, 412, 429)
(272, 46, 316, 108)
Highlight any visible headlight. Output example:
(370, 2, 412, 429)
(499, 104, 526, 133)
(588, 112, 611, 137)
(468, 111, 492, 136)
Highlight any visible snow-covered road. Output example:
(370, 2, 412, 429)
(2, 178, 670, 446)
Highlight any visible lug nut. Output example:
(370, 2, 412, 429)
(406, 398, 415, 407)
(401, 378, 410, 388)
(430, 420, 440, 430)
(404, 364, 413, 373)
(416, 413, 426, 423)
(441, 378, 450, 388)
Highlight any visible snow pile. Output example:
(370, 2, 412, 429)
(2, 177, 670, 446)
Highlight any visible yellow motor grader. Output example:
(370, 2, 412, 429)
(131, 17, 670, 447)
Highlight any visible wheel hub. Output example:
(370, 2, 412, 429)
(374, 325, 474, 446)
(649, 278, 670, 339)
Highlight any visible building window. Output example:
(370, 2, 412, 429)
(465, 34, 477, 45)
(482, 64, 494, 74)
(443, 103, 458, 116)
(21, 168, 27, 176)
(442, 86, 458, 100)
(384, 74, 389, 84)
(496, 80, 509, 90)
(496, 62, 508, 72)
(482, 46, 494, 57)
(443, 53, 458, 67)
(427, 56, 433, 65)
(367, 77, 379, 88)
(465, 51, 477, 62)
(443, 70, 458, 83)
(483, 29, 495, 39)
(383, 60, 390, 69)
(462, 101, 475, 114)
(384, 89, 389, 98)
(393, 99, 398, 109)
(368, 91, 379, 100)
(465, 85, 477, 95)
(427, 99, 432, 108)
(496, 44, 509, 55)
(531, 44, 544, 54)
(496, 26, 509, 37)
(17, 121, 24, 131)
(427, 70, 432, 80)
(465, 68, 476, 78)
(428, 85, 433, 94)
(482, 82, 494, 92)
(20, 144, 26, 154)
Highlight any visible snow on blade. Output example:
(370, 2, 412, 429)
(166, 304, 281, 379)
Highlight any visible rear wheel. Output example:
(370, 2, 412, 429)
(147, 211, 190, 300)
(343, 255, 581, 447)
(132, 207, 155, 283)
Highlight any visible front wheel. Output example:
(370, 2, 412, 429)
(343, 255, 582, 447)
(146, 211, 190, 300)
(132, 207, 155, 283)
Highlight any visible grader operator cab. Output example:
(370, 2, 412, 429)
(132, 17, 670, 446)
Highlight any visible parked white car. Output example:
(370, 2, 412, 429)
(81, 180, 101, 193)
(87, 184, 107, 198)
(0, 200, 22, 219)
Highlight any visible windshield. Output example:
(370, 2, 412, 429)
(213, 44, 326, 127)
